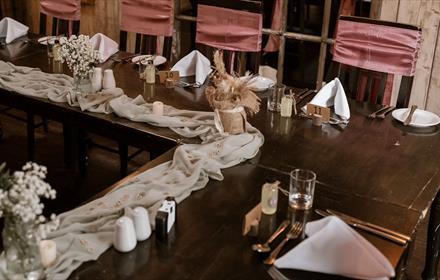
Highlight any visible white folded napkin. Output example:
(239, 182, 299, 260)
(305, 78, 350, 120)
(171, 50, 212, 86)
(90, 33, 119, 62)
(0, 17, 29, 44)
(275, 216, 395, 280)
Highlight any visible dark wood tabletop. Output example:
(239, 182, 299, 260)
(1, 36, 440, 279)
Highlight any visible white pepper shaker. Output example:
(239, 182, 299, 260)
(91, 67, 103, 93)
(131, 207, 152, 241)
(103, 69, 116, 89)
(113, 216, 137, 253)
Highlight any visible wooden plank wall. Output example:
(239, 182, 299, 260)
(373, 0, 440, 114)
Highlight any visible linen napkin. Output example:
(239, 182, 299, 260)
(90, 33, 119, 62)
(0, 17, 29, 44)
(275, 216, 395, 280)
(171, 50, 212, 86)
(305, 78, 350, 120)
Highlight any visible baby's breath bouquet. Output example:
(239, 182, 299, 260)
(59, 34, 101, 80)
(0, 162, 59, 279)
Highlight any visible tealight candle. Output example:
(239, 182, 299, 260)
(165, 78, 174, 88)
(312, 114, 323, 126)
(39, 240, 57, 268)
(152, 101, 164, 116)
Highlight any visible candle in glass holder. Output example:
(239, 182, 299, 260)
(152, 101, 164, 116)
(144, 60, 156, 84)
(39, 240, 57, 268)
(261, 181, 279, 215)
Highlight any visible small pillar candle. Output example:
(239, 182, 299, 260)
(39, 240, 57, 268)
(165, 78, 174, 88)
(152, 101, 164, 116)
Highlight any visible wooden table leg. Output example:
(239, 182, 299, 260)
(0, 118, 3, 140)
(26, 112, 35, 161)
(423, 191, 440, 280)
(118, 142, 128, 177)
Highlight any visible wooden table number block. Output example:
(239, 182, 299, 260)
(306, 103, 331, 122)
(158, 71, 180, 84)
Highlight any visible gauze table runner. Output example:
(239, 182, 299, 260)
(0, 61, 264, 279)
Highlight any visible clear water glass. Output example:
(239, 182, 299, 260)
(289, 169, 316, 210)
(267, 84, 285, 112)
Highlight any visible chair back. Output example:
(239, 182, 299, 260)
(40, 0, 80, 21)
(120, 0, 173, 37)
(39, 0, 80, 36)
(334, 16, 421, 76)
(196, 3, 262, 52)
(332, 16, 421, 107)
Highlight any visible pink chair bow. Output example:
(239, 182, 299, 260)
(40, 0, 80, 21)
(120, 0, 174, 37)
(333, 18, 421, 76)
(196, 4, 263, 52)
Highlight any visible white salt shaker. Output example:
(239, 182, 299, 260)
(91, 67, 103, 93)
(113, 216, 137, 253)
(103, 69, 116, 89)
(131, 207, 152, 241)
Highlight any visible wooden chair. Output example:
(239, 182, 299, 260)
(39, 0, 81, 36)
(85, 0, 176, 176)
(330, 16, 421, 108)
(195, 0, 263, 75)
(119, 0, 174, 60)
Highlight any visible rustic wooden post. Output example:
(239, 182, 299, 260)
(315, 0, 332, 90)
(276, 0, 289, 84)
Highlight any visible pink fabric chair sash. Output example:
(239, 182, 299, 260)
(120, 0, 174, 37)
(333, 19, 421, 76)
(196, 5, 262, 52)
(264, 0, 283, 52)
(40, 0, 80, 21)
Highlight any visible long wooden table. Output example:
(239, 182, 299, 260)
(1, 36, 440, 279)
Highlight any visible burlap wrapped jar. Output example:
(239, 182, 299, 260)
(214, 106, 246, 134)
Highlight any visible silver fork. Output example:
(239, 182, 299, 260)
(264, 222, 304, 265)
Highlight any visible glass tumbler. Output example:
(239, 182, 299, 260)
(289, 169, 316, 210)
(267, 84, 285, 112)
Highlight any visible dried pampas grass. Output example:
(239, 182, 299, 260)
(205, 50, 260, 115)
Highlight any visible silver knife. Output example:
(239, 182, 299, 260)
(326, 209, 411, 241)
(315, 209, 407, 245)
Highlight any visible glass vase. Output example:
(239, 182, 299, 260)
(2, 216, 43, 280)
(73, 74, 93, 98)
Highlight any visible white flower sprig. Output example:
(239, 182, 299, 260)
(0, 162, 59, 238)
(59, 35, 101, 80)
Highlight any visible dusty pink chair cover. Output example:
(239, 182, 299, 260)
(333, 19, 421, 76)
(120, 0, 174, 37)
(264, 0, 283, 52)
(40, 0, 80, 21)
(196, 5, 262, 52)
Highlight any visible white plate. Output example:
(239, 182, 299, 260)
(241, 76, 275, 92)
(131, 55, 167, 66)
(392, 108, 440, 127)
(38, 36, 56, 45)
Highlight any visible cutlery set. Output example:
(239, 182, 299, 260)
(251, 220, 304, 265)
(368, 105, 396, 119)
(315, 209, 410, 245)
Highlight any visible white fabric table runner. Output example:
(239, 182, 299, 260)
(0, 61, 264, 279)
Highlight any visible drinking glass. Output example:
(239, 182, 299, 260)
(267, 84, 285, 112)
(289, 169, 316, 210)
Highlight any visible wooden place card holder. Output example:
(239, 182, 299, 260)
(158, 70, 180, 84)
(306, 103, 331, 122)
(242, 203, 261, 236)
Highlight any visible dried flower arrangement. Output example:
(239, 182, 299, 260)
(205, 50, 261, 134)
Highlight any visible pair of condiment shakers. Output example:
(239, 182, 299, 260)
(113, 207, 152, 253)
(91, 67, 116, 93)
